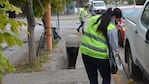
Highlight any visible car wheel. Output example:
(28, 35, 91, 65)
(127, 45, 142, 79)
(118, 30, 123, 47)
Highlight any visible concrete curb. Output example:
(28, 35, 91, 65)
(51, 18, 77, 21)
(51, 16, 91, 21)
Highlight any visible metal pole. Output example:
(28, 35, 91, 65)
(46, 4, 52, 51)
(133, 0, 136, 5)
(115, 0, 118, 7)
(57, 11, 60, 30)
(77, 0, 80, 7)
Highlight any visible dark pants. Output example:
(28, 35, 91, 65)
(77, 21, 85, 32)
(82, 54, 111, 84)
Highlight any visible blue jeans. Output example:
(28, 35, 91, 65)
(82, 54, 111, 84)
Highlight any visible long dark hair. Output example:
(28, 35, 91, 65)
(93, 8, 122, 38)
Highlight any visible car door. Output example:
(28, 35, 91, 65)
(142, 3, 149, 73)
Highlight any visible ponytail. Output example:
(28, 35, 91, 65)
(93, 7, 122, 38)
(94, 8, 113, 38)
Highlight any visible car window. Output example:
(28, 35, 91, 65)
(141, 3, 149, 28)
(122, 8, 141, 18)
(94, 2, 105, 7)
(122, 9, 134, 18)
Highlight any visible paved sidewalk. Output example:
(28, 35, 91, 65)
(2, 16, 116, 84)
(51, 14, 91, 21)
(51, 14, 77, 21)
(3, 55, 116, 84)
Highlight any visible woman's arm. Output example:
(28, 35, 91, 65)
(108, 29, 119, 54)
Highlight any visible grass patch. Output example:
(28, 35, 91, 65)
(15, 39, 59, 73)
(52, 40, 59, 48)
(15, 48, 50, 73)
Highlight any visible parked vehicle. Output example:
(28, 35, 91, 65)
(89, 0, 106, 14)
(124, 0, 149, 80)
(116, 5, 143, 47)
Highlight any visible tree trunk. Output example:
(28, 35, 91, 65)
(0, 78, 2, 84)
(41, 15, 46, 47)
(76, 0, 80, 7)
(26, 0, 36, 66)
(79, 0, 88, 7)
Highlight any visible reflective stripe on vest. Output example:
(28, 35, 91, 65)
(83, 32, 107, 45)
(81, 42, 107, 53)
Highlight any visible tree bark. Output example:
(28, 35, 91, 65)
(41, 15, 46, 48)
(0, 78, 2, 84)
(26, 0, 36, 66)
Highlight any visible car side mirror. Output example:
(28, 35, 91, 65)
(145, 29, 149, 43)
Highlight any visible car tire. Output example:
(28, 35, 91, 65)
(127, 45, 143, 79)
(118, 30, 123, 47)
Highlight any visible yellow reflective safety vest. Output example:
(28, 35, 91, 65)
(78, 8, 88, 21)
(80, 15, 116, 59)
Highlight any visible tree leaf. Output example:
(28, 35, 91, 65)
(0, 0, 23, 77)
(0, 71, 4, 78)
(3, 32, 15, 46)
(14, 37, 23, 46)
(0, 33, 4, 43)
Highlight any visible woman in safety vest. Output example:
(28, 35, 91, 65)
(79, 8, 122, 84)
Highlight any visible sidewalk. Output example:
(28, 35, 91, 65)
(2, 16, 116, 84)
(3, 55, 115, 84)
(51, 14, 78, 21)
(51, 14, 91, 21)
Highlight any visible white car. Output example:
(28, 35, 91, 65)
(90, 0, 106, 14)
(124, 0, 149, 80)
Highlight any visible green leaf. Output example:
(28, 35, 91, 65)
(0, 52, 15, 73)
(14, 37, 23, 46)
(9, 20, 20, 34)
(0, 14, 7, 31)
(0, 33, 4, 43)
(0, 0, 24, 77)
(3, 32, 15, 46)
(0, 71, 4, 78)
(0, 45, 2, 50)
(0, 24, 6, 31)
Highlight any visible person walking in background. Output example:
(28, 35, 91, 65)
(77, 5, 88, 33)
(79, 8, 122, 84)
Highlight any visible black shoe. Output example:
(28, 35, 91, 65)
(77, 28, 80, 32)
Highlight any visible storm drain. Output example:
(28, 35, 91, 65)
(66, 41, 81, 69)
